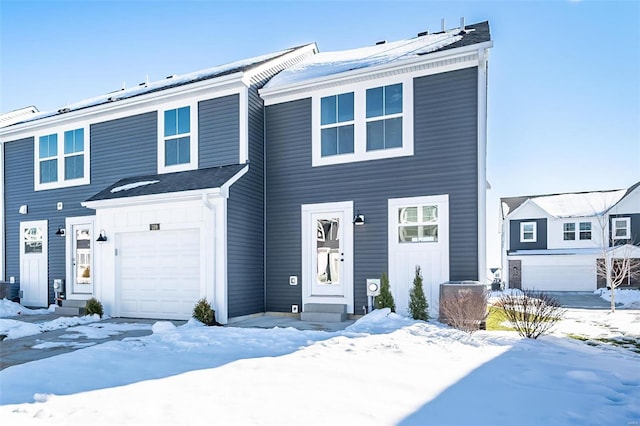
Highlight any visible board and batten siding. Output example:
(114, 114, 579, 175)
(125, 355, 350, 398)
(199, 94, 240, 168)
(4, 111, 157, 304)
(265, 67, 480, 313)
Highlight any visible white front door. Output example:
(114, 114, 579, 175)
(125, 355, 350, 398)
(67, 219, 95, 297)
(19, 220, 48, 307)
(388, 195, 449, 317)
(301, 201, 354, 313)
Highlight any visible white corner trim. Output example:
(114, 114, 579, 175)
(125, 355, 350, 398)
(239, 88, 249, 164)
(477, 47, 489, 282)
(0, 143, 4, 279)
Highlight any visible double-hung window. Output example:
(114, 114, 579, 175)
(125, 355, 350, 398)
(366, 83, 403, 151)
(320, 92, 354, 156)
(579, 222, 592, 240)
(563, 223, 575, 240)
(312, 77, 413, 167)
(520, 222, 536, 243)
(35, 126, 89, 190)
(158, 103, 197, 173)
(613, 217, 631, 240)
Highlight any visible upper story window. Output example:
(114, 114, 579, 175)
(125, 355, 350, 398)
(613, 217, 631, 240)
(312, 77, 413, 167)
(397, 205, 438, 243)
(320, 92, 354, 156)
(158, 102, 198, 173)
(366, 83, 402, 151)
(563, 223, 575, 240)
(579, 222, 592, 240)
(520, 222, 536, 243)
(35, 126, 90, 191)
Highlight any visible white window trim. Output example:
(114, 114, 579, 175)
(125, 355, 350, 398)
(563, 222, 576, 241)
(520, 221, 537, 243)
(311, 76, 414, 167)
(612, 217, 631, 240)
(157, 99, 199, 174)
(34, 125, 90, 191)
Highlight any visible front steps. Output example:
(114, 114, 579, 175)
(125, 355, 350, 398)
(300, 303, 347, 323)
(54, 299, 87, 316)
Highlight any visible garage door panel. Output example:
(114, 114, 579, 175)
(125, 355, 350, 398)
(521, 257, 596, 291)
(117, 229, 201, 319)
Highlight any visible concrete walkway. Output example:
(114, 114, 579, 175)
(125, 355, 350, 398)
(1, 314, 355, 370)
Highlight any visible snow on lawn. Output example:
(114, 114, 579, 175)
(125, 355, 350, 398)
(1, 309, 639, 425)
(0, 315, 102, 341)
(0, 299, 55, 317)
(597, 288, 640, 309)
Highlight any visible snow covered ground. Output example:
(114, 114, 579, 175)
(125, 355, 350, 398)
(0, 294, 639, 425)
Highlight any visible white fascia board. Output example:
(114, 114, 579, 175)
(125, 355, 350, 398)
(82, 188, 224, 210)
(0, 72, 248, 142)
(242, 43, 319, 86)
(260, 41, 493, 105)
(506, 198, 552, 220)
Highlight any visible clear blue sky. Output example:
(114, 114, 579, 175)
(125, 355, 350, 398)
(1, 0, 639, 269)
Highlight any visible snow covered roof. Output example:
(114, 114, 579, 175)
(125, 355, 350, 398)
(8, 47, 305, 126)
(264, 21, 490, 90)
(85, 164, 246, 202)
(502, 188, 628, 218)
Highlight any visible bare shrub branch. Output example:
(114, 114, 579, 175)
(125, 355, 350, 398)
(494, 290, 565, 339)
(439, 288, 488, 333)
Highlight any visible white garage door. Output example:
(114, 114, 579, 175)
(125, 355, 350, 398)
(521, 257, 595, 291)
(117, 229, 201, 319)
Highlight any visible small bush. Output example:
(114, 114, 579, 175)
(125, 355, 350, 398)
(494, 290, 565, 339)
(408, 266, 429, 320)
(440, 287, 488, 333)
(85, 297, 103, 318)
(375, 272, 396, 312)
(193, 298, 216, 326)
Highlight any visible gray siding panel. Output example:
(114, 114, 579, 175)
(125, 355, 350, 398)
(610, 214, 640, 246)
(199, 94, 240, 168)
(509, 218, 548, 251)
(265, 67, 480, 313)
(226, 88, 264, 317)
(4, 112, 157, 304)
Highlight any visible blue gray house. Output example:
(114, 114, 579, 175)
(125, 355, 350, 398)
(0, 21, 492, 322)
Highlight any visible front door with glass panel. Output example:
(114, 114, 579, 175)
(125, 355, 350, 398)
(71, 224, 93, 294)
(19, 220, 49, 307)
(301, 202, 354, 313)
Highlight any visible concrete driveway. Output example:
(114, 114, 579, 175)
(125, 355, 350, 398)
(545, 292, 614, 309)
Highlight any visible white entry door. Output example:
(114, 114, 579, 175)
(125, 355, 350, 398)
(388, 195, 449, 317)
(301, 201, 354, 313)
(69, 221, 94, 296)
(19, 220, 48, 307)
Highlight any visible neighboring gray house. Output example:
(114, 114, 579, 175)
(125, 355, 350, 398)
(0, 21, 492, 322)
(501, 181, 640, 291)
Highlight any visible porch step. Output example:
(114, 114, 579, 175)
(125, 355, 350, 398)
(300, 304, 347, 323)
(55, 299, 87, 316)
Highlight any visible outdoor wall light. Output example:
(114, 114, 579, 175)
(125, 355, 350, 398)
(96, 229, 108, 243)
(55, 227, 66, 236)
(18, 205, 28, 215)
(353, 211, 365, 226)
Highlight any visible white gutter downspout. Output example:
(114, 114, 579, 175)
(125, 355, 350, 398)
(477, 47, 489, 283)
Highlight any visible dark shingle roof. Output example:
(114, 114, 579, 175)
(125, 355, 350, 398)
(432, 21, 491, 53)
(85, 164, 246, 202)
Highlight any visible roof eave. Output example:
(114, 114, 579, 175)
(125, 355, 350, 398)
(260, 40, 493, 102)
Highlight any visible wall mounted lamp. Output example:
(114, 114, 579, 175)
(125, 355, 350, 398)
(18, 205, 28, 215)
(55, 227, 66, 236)
(96, 229, 108, 243)
(353, 211, 365, 226)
